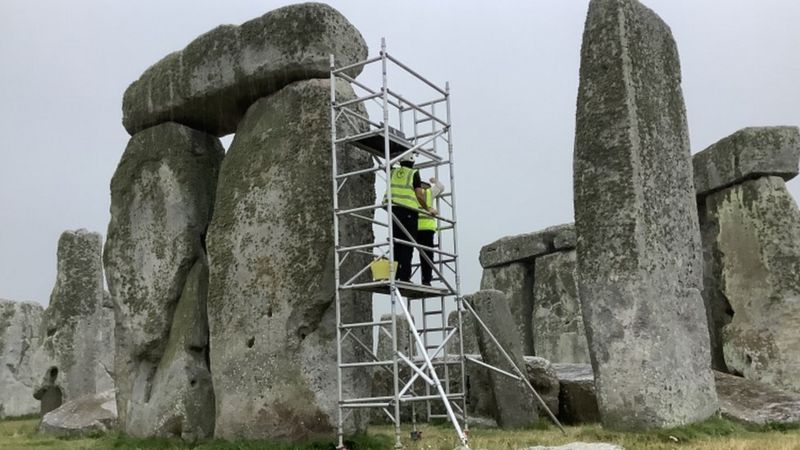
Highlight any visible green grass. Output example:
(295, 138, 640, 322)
(2, 416, 799, 450)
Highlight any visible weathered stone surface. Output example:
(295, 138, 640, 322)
(523, 444, 624, 450)
(0, 299, 43, 418)
(524, 356, 560, 417)
(479, 224, 574, 268)
(124, 260, 214, 440)
(533, 251, 589, 364)
(207, 78, 373, 440)
(104, 122, 223, 434)
(39, 389, 116, 437)
(574, 0, 718, 429)
(481, 263, 534, 355)
(447, 310, 478, 355)
(32, 230, 114, 410)
(715, 370, 800, 425)
(123, 3, 367, 136)
(698, 199, 733, 372)
(371, 314, 414, 423)
(375, 314, 411, 361)
(553, 363, 600, 425)
(693, 126, 800, 196)
(467, 290, 537, 428)
(701, 176, 800, 392)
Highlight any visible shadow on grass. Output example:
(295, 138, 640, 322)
(94, 433, 392, 450)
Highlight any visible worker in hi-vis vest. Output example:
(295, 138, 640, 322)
(417, 178, 444, 285)
(385, 152, 436, 282)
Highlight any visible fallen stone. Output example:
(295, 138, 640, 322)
(39, 389, 117, 437)
(522, 443, 624, 450)
(533, 250, 589, 364)
(524, 356, 560, 418)
(0, 299, 43, 418)
(32, 229, 114, 409)
(700, 176, 800, 392)
(693, 126, 800, 197)
(715, 371, 800, 425)
(123, 259, 215, 440)
(467, 290, 537, 428)
(207, 79, 374, 440)
(573, 0, 717, 429)
(480, 263, 534, 355)
(123, 3, 367, 136)
(553, 363, 599, 425)
(104, 122, 223, 435)
(479, 224, 574, 268)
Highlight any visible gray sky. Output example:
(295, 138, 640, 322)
(1, 0, 798, 306)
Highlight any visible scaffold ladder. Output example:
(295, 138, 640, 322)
(330, 38, 563, 450)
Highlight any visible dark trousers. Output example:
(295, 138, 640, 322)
(391, 206, 418, 282)
(418, 229, 435, 284)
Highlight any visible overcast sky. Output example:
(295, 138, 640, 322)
(1, 0, 798, 307)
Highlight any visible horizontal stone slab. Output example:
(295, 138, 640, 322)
(122, 3, 367, 136)
(715, 371, 800, 425)
(479, 223, 575, 268)
(693, 126, 800, 196)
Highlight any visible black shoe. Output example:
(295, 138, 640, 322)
(421, 280, 431, 286)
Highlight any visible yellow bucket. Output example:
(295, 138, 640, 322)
(370, 259, 398, 281)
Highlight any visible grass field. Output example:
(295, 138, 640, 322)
(1, 416, 799, 450)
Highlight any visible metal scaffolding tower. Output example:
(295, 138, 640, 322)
(330, 39, 562, 450)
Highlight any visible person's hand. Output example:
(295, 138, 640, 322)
(429, 177, 438, 184)
(427, 207, 438, 216)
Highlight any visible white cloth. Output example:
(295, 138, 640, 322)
(428, 177, 445, 198)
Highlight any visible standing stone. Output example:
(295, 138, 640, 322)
(467, 290, 537, 428)
(376, 314, 411, 361)
(702, 176, 800, 392)
(481, 263, 535, 355)
(533, 251, 589, 364)
(695, 126, 800, 372)
(104, 122, 223, 436)
(207, 78, 374, 440)
(446, 310, 478, 355)
(124, 260, 215, 439)
(574, 0, 717, 429)
(32, 230, 114, 408)
(0, 299, 43, 418)
(122, 3, 367, 137)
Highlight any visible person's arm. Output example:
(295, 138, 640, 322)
(415, 187, 428, 210)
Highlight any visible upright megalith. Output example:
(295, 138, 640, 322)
(0, 299, 43, 418)
(533, 251, 589, 364)
(33, 230, 114, 409)
(466, 290, 537, 428)
(122, 3, 367, 136)
(701, 176, 800, 392)
(104, 122, 223, 437)
(124, 259, 215, 439)
(695, 126, 800, 374)
(207, 78, 374, 440)
(573, 0, 717, 429)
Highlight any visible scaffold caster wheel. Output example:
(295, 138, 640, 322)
(410, 430, 422, 441)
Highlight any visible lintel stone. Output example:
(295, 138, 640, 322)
(693, 126, 800, 196)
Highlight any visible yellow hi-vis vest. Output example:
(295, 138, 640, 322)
(386, 167, 420, 209)
(418, 189, 437, 231)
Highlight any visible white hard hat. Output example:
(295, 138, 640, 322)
(400, 152, 416, 163)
